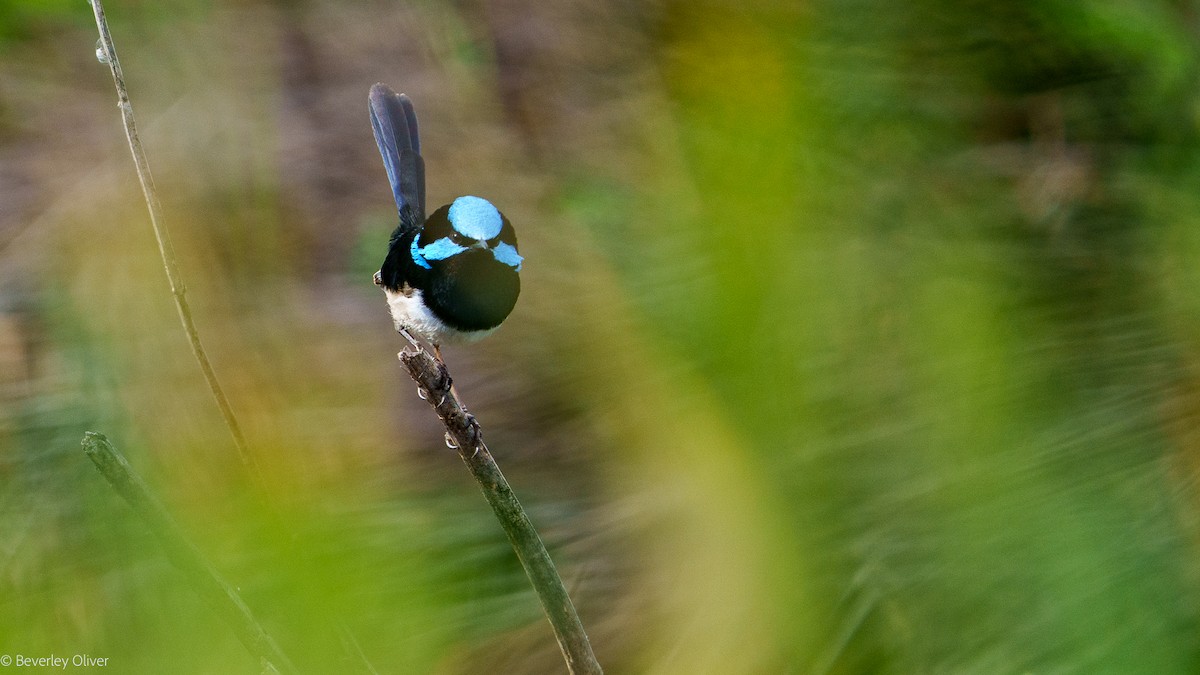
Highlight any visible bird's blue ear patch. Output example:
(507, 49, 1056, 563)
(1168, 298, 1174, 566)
(410, 235, 432, 269)
(448, 196, 503, 241)
(492, 242, 523, 270)
(419, 236, 468, 262)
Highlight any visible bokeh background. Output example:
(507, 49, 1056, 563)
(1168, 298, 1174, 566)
(3, 0, 1200, 672)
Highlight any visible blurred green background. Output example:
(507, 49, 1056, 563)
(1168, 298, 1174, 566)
(3, 0, 1200, 672)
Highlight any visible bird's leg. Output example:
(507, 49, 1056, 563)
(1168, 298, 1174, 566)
(399, 328, 433, 400)
(399, 328, 422, 354)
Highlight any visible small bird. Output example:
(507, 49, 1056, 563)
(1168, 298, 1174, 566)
(368, 83, 522, 356)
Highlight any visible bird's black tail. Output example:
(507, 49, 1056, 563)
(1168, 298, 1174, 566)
(369, 83, 426, 231)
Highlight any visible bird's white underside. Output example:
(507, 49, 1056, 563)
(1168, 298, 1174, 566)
(384, 286, 496, 345)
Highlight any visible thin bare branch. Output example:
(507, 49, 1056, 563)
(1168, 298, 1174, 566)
(397, 345, 603, 675)
(88, 0, 255, 473)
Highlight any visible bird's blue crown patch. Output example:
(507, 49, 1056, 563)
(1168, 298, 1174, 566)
(448, 196, 503, 240)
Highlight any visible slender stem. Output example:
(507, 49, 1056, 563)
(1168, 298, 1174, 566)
(397, 345, 603, 675)
(81, 432, 300, 675)
(87, 9, 386, 673)
(88, 0, 255, 473)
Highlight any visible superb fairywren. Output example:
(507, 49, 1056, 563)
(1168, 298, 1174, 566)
(369, 83, 522, 351)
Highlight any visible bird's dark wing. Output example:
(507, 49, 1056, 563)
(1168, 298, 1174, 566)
(369, 83, 426, 231)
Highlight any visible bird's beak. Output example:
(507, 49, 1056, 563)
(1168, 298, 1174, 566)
(373, 270, 382, 286)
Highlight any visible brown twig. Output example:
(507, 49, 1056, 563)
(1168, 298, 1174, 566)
(397, 343, 603, 675)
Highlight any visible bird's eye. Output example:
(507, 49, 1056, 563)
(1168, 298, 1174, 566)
(449, 232, 465, 245)
(486, 236, 500, 247)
